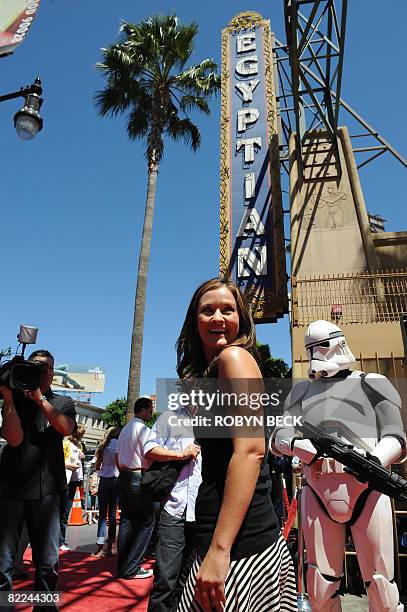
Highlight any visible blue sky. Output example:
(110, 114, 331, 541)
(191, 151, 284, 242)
(1, 0, 406, 407)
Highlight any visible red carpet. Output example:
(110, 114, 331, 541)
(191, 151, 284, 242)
(14, 550, 154, 611)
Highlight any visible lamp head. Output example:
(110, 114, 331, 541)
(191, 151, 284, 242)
(14, 77, 43, 141)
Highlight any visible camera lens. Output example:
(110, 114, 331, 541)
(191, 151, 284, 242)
(10, 362, 43, 391)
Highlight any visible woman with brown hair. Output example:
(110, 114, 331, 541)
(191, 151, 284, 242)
(92, 426, 121, 558)
(177, 277, 297, 612)
(60, 424, 86, 550)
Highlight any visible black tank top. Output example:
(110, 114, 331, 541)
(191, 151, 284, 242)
(194, 435, 280, 561)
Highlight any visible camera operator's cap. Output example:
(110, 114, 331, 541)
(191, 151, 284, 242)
(18, 325, 38, 344)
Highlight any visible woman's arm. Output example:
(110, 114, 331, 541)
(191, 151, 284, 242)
(209, 437, 264, 551)
(195, 346, 265, 612)
(94, 450, 102, 471)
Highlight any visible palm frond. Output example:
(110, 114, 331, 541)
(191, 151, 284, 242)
(94, 78, 151, 119)
(94, 86, 127, 118)
(161, 19, 198, 75)
(166, 113, 201, 151)
(127, 106, 150, 141)
(176, 59, 221, 96)
(96, 43, 154, 82)
(178, 94, 210, 115)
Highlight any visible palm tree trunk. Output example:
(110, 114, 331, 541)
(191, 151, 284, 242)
(126, 159, 159, 421)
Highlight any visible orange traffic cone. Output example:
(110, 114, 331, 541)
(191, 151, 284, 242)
(68, 487, 86, 526)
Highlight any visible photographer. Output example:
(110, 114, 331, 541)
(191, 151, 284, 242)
(0, 349, 76, 608)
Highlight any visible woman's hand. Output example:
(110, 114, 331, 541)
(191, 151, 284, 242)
(195, 547, 229, 612)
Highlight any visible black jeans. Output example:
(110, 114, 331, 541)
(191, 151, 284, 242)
(0, 493, 60, 611)
(116, 471, 155, 579)
(96, 476, 118, 544)
(148, 509, 196, 612)
(59, 479, 81, 545)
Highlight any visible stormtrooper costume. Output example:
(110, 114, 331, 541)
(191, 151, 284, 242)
(272, 320, 406, 612)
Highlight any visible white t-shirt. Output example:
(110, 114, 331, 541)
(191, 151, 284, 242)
(70, 443, 83, 482)
(65, 440, 81, 484)
(116, 417, 152, 470)
(98, 438, 119, 478)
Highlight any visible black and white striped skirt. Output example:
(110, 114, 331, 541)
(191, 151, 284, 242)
(178, 534, 298, 612)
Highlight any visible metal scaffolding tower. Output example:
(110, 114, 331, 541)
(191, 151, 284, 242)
(275, 0, 407, 174)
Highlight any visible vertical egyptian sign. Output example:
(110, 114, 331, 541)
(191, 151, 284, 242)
(0, 0, 40, 56)
(220, 12, 288, 323)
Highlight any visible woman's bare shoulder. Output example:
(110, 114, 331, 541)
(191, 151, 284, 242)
(218, 346, 261, 377)
(218, 345, 252, 361)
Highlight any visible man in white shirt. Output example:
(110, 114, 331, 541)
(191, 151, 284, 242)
(145, 406, 201, 611)
(115, 397, 154, 580)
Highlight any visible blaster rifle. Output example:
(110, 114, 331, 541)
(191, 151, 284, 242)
(297, 421, 407, 504)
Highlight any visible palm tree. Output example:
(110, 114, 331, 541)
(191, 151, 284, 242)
(95, 15, 220, 420)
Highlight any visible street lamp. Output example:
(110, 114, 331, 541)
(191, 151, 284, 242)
(0, 77, 43, 141)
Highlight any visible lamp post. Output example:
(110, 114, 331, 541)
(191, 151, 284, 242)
(0, 77, 43, 140)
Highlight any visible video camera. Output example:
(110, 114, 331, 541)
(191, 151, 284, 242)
(0, 325, 45, 391)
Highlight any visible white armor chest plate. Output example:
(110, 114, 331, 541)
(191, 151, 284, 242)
(301, 377, 378, 451)
(301, 378, 377, 521)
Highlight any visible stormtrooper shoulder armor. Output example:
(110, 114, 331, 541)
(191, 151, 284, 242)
(362, 373, 402, 409)
(287, 380, 310, 408)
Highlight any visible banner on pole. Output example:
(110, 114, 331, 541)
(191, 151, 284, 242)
(0, 0, 40, 56)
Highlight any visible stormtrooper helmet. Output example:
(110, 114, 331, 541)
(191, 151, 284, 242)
(304, 320, 355, 380)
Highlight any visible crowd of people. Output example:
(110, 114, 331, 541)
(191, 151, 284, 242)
(0, 275, 405, 612)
